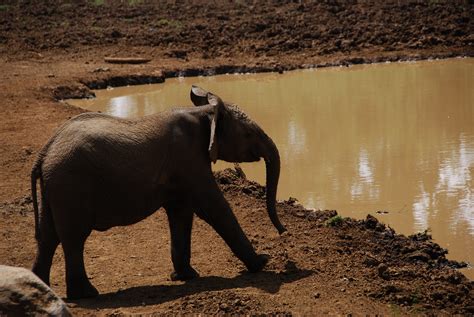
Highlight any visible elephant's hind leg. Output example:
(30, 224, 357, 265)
(54, 211, 98, 300)
(61, 232, 98, 299)
(165, 203, 199, 281)
(32, 202, 59, 286)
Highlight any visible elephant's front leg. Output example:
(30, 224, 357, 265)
(165, 204, 199, 281)
(194, 179, 268, 273)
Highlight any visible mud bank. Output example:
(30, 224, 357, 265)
(54, 51, 471, 101)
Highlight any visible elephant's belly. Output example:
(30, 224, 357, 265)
(44, 166, 170, 231)
(91, 191, 164, 231)
(93, 207, 160, 231)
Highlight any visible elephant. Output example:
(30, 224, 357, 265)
(31, 85, 286, 299)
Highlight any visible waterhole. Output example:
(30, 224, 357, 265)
(69, 58, 474, 278)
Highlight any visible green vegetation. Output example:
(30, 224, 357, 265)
(0, 4, 11, 11)
(91, 0, 144, 6)
(90, 26, 104, 34)
(128, 0, 144, 5)
(60, 20, 70, 28)
(388, 304, 402, 317)
(410, 292, 421, 305)
(325, 215, 345, 227)
(157, 18, 183, 29)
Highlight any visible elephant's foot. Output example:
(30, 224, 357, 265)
(170, 267, 200, 281)
(246, 254, 269, 273)
(66, 278, 99, 300)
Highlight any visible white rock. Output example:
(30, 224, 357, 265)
(0, 265, 71, 316)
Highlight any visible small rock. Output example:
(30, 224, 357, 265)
(307, 212, 320, 221)
(22, 146, 33, 156)
(93, 67, 110, 73)
(431, 291, 446, 300)
(377, 263, 389, 279)
(295, 211, 306, 218)
(405, 250, 431, 263)
(110, 30, 122, 38)
(447, 272, 463, 285)
(365, 214, 380, 229)
(286, 197, 299, 206)
(242, 187, 252, 195)
(219, 303, 229, 311)
(313, 292, 321, 299)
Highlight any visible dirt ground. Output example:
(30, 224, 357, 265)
(1, 1, 473, 316)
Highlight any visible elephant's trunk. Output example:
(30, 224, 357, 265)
(263, 135, 287, 234)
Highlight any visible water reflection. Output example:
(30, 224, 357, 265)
(70, 58, 474, 278)
(109, 96, 136, 117)
(435, 135, 474, 235)
(351, 148, 379, 201)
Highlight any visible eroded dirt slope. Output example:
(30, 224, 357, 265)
(1, 1, 472, 60)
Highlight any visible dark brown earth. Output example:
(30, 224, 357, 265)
(1, 1, 473, 316)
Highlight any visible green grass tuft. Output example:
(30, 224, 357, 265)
(326, 215, 345, 227)
(92, 0, 105, 6)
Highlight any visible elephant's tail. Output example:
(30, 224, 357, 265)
(31, 158, 43, 241)
(30, 122, 65, 241)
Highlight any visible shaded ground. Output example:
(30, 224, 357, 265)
(0, 1, 473, 316)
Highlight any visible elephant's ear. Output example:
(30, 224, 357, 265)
(190, 85, 209, 106)
(208, 92, 224, 163)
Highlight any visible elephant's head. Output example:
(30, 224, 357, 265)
(190, 85, 287, 234)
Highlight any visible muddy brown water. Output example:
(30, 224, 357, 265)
(69, 58, 473, 279)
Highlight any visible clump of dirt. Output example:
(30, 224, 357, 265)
(49, 84, 95, 100)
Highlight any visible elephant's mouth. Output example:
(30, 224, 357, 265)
(234, 150, 261, 163)
(251, 150, 262, 162)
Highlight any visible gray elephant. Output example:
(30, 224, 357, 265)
(31, 86, 286, 299)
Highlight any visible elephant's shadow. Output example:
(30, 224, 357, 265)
(72, 261, 314, 309)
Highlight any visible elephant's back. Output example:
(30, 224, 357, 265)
(40, 112, 168, 185)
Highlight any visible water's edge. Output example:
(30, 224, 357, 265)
(55, 52, 472, 101)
